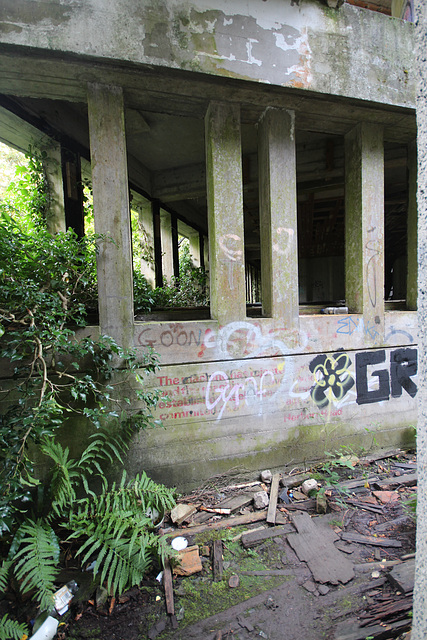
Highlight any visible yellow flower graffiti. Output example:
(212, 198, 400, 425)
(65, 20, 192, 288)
(309, 353, 355, 408)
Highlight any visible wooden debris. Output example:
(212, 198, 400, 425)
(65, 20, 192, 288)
(168, 509, 268, 538)
(343, 498, 384, 514)
(374, 472, 417, 490)
(237, 614, 254, 631)
(359, 449, 403, 464)
(173, 545, 203, 576)
(353, 560, 401, 573)
(163, 559, 174, 615)
(227, 481, 261, 490)
(266, 473, 280, 524)
(212, 493, 256, 512)
(240, 569, 296, 576)
(341, 532, 402, 548)
(200, 506, 232, 515)
(285, 498, 316, 511)
(212, 540, 223, 582)
(287, 512, 354, 584)
(387, 558, 415, 594)
(241, 524, 294, 548)
(334, 617, 411, 639)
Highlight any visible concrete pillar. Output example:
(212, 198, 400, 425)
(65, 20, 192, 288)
(258, 108, 298, 326)
(40, 140, 66, 234)
(132, 192, 155, 288)
(413, 3, 427, 637)
(407, 139, 417, 310)
(205, 102, 246, 324)
(160, 209, 174, 282)
(345, 122, 384, 341)
(87, 83, 134, 348)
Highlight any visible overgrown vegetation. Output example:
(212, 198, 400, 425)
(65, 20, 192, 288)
(0, 148, 176, 639)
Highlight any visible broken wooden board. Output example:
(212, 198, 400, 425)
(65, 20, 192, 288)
(212, 540, 223, 582)
(287, 512, 354, 584)
(168, 509, 268, 538)
(212, 492, 256, 512)
(266, 473, 280, 525)
(374, 472, 417, 489)
(163, 559, 174, 615)
(387, 558, 415, 594)
(334, 617, 411, 640)
(241, 524, 294, 548)
(341, 532, 402, 548)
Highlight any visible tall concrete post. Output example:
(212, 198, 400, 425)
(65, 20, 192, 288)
(87, 83, 134, 348)
(413, 2, 427, 637)
(40, 140, 66, 234)
(258, 107, 298, 327)
(407, 139, 418, 310)
(160, 209, 174, 283)
(205, 102, 246, 324)
(345, 123, 384, 341)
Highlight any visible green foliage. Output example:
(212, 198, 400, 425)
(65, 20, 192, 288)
(0, 149, 176, 633)
(0, 614, 28, 640)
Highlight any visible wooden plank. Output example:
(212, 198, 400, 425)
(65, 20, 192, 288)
(212, 492, 256, 512)
(212, 540, 223, 582)
(334, 617, 411, 640)
(168, 509, 268, 538)
(374, 472, 417, 489)
(163, 559, 174, 615)
(387, 559, 415, 594)
(341, 532, 402, 548)
(241, 524, 294, 548)
(287, 512, 354, 585)
(266, 473, 280, 525)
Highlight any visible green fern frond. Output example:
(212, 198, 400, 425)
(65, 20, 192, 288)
(13, 520, 60, 610)
(0, 560, 11, 593)
(0, 614, 28, 640)
(40, 438, 78, 515)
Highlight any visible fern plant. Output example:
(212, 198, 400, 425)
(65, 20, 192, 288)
(0, 159, 176, 636)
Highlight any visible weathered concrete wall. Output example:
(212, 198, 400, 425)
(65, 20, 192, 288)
(126, 311, 418, 489)
(0, 0, 415, 107)
(412, 0, 427, 636)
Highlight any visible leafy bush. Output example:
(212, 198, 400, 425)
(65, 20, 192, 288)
(0, 152, 176, 637)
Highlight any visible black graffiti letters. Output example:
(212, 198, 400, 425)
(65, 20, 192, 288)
(356, 348, 417, 406)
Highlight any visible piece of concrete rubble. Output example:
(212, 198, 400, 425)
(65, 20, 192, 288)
(170, 503, 197, 525)
(260, 470, 273, 483)
(173, 545, 203, 576)
(301, 478, 319, 495)
(253, 490, 269, 509)
(317, 584, 330, 595)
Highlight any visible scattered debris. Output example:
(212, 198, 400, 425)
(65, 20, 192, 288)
(266, 474, 280, 524)
(260, 470, 273, 483)
(301, 478, 318, 495)
(171, 503, 198, 525)
(253, 490, 269, 509)
(212, 540, 224, 582)
(173, 545, 203, 576)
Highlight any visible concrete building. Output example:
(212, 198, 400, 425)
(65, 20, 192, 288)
(0, 0, 418, 490)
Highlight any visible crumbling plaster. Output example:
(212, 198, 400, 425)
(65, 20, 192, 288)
(0, 0, 415, 107)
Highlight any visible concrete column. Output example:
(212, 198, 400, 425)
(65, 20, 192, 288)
(205, 102, 246, 324)
(40, 140, 66, 234)
(258, 108, 298, 326)
(413, 3, 427, 637)
(87, 83, 134, 348)
(407, 139, 417, 310)
(132, 192, 155, 288)
(160, 209, 174, 282)
(345, 122, 384, 341)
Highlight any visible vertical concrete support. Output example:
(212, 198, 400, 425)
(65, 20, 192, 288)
(258, 108, 298, 326)
(132, 192, 155, 288)
(407, 139, 418, 310)
(205, 102, 246, 324)
(413, 4, 427, 637)
(41, 140, 66, 234)
(345, 123, 384, 340)
(160, 209, 174, 282)
(87, 83, 134, 348)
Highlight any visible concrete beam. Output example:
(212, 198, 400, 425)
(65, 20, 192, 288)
(345, 122, 385, 342)
(205, 101, 246, 324)
(87, 83, 134, 348)
(258, 108, 298, 326)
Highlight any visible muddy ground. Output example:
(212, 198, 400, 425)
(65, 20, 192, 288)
(10, 449, 418, 640)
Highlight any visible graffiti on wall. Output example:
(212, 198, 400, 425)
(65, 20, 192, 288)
(309, 348, 417, 408)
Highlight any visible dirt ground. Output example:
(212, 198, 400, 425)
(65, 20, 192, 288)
(12, 449, 418, 640)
